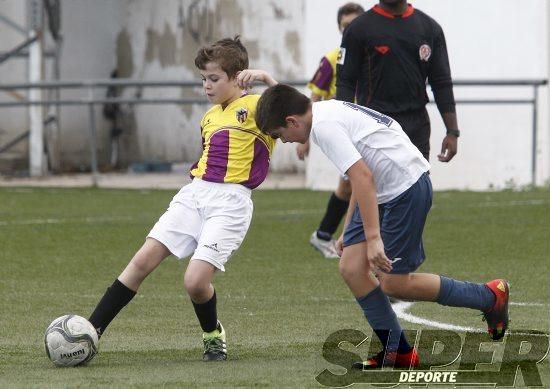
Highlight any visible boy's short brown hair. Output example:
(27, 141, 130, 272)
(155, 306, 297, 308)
(256, 84, 310, 135)
(194, 36, 249, 79)
(337, 2, 365, 26)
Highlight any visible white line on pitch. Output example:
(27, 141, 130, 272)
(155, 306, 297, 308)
(510, 301, 548, 307)
(0, 215, 140, 226)
(393, 301, 549, 336)
(474, 199, 546, 207)
(392, 301, 482, 332)
(258, 209, 323, 217)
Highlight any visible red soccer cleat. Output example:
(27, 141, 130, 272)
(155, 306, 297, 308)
(352, 348, 420, 370)
(482, 279, 510, 340)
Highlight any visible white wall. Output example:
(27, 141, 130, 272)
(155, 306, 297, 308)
(116, 0, 306, 171)
(416, 0, 548, 190)
(57, 0, 124, 169)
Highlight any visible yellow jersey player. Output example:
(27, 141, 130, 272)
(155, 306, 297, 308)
(190, 93, 274, 189)
(88, 36, 277, 362)
(298, 3, 364, 258)
(306, 47, 340, 100)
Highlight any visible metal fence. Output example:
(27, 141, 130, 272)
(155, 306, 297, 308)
(0, 78, 546, 186)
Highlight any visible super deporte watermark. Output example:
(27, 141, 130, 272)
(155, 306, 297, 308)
(316, 329, 550, 387)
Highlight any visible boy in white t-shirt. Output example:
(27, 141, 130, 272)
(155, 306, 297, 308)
(255, 84, 509, 369)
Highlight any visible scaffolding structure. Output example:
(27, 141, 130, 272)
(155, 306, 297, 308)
(0, 0, 61, 175)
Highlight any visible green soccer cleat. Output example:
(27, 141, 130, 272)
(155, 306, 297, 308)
(482, 279, 510, 340)
(352, 348, 419, 370)
(203, 321, 227, 361)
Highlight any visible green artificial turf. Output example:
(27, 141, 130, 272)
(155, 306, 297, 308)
(0, 187, 548, 387)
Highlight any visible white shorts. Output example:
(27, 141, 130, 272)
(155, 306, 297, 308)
(148, 178, 253, 271)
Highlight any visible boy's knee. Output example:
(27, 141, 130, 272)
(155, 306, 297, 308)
(129, 253, 153, 275)
(338, 261, 357, 282)
(130, 240, 169, 274)
(183, 272, 209, 297)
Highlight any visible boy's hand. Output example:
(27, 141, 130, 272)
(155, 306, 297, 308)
(335, 234, 344, 257)
(367, 237, 392, 273)
(236, 70, 277, 89)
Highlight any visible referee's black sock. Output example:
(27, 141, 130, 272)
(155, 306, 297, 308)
(317, 192, 349, 239)
(192, 290, 218, 333)
(89, 278, 136, 338)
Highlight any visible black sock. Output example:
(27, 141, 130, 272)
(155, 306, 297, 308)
(318, 192, 349, 239)
(192, 290, 218, 333)
(89, 279, 136, 337)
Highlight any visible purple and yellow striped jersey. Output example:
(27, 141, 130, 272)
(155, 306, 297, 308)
(307, 47, 340, 99)
(190, 94, 276, 189)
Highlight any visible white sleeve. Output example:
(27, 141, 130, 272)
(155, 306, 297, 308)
(311, 120, 362, 175)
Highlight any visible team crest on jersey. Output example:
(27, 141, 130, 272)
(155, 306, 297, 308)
(236, 107, 248, 123)
(337, 48, 346, 65)
(419, 44, 431, 61)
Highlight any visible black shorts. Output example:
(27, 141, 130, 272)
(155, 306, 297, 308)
(387, 108, 431, 161)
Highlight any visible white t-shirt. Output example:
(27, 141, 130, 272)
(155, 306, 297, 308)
(310, 100, 430, 204)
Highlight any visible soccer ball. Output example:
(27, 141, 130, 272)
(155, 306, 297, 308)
(44, 314, 99, 367)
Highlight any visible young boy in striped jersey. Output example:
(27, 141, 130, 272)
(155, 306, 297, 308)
(88, 37, 277, 361)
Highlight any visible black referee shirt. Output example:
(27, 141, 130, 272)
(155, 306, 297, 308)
(336, 4, 456, 115)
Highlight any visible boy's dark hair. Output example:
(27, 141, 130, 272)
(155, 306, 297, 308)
(337, 2, 365, 26)
(256, 84, 310, 134)
(194, 36, 249, 79)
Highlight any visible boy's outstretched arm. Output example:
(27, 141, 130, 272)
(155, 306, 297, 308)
(236, 70, 277, 89)
(346, 160, 392, 273)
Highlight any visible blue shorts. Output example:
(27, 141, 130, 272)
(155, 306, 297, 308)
(343, 173, 432, 274)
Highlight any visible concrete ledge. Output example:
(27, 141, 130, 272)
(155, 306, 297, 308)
(0, 172, 307, 190)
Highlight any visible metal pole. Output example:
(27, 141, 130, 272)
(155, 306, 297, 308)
(0, 78, 547, 90)
(0, 35, 38, 64)
(531, 86, 539, 187)
(88, 103, 99, 187)
(0, 12, 27, 35)
(87, 86, 99, 186)
(46, 37, 62, 172)
(28, 30, 45, 176)
(88, 86, 99, 187)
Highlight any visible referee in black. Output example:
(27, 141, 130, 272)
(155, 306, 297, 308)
(336, 0, 459, 162)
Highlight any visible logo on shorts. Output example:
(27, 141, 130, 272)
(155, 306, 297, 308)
(236, 108, 248, 124)
(419, 44, 431, 61)
(203, 243, 220, 252)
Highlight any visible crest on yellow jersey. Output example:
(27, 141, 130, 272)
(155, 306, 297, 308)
(236, 108, 248, 124)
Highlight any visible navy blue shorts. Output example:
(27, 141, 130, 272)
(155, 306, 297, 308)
(343, 173, 432, 274)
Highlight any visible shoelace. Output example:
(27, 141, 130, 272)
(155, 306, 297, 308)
(204, 337, 225, 354)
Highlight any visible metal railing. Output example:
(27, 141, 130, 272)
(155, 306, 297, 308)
(0, 78, 546, 186)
